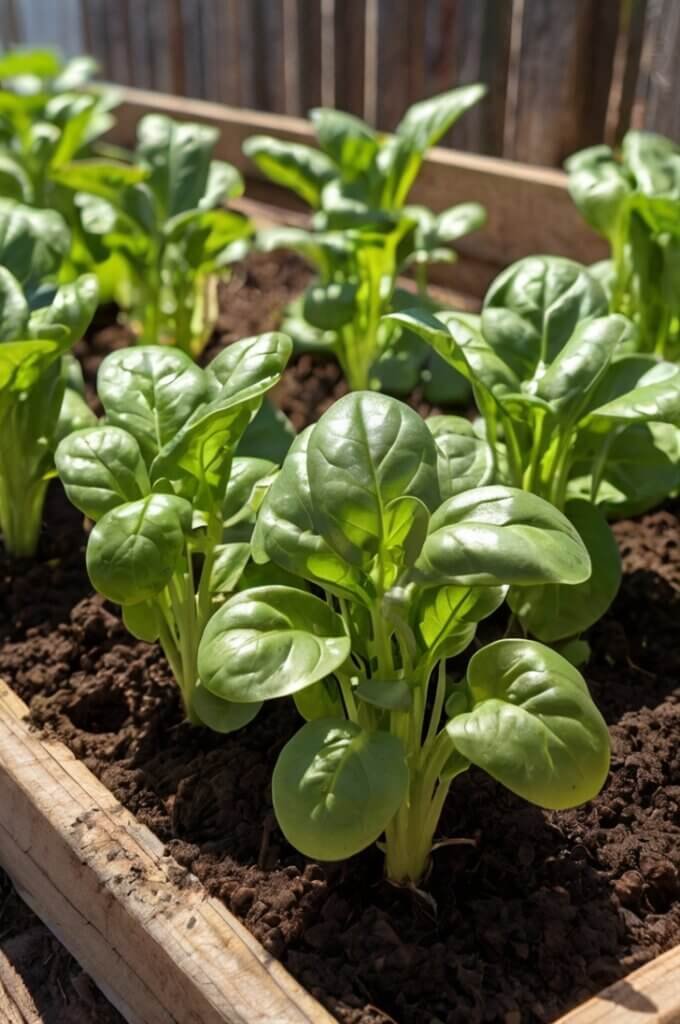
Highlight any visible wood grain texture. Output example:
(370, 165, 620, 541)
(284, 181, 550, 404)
(425, 0, 513, 156)
(333, 0, 365, 116)
(509, 0, 620, 166)
(0, 951, 42, 1024)
(635, 0, 680, 140)
(372, 0, 426, 130)
(553, 942, 680, 1023)
(0, 682, 334, 1024)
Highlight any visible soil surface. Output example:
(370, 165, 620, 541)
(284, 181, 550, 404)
(1, 251, 678, 1024)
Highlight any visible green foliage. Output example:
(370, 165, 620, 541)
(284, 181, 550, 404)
(0, 201, 97, 555)
(566, 131, 680, 359)
(55, 334, 292, 725)
(244, 87, 487, 392)
(54, 113, 253, 355)
(196, 392, 609, 883)
(388, 255, 680, 639)
(0, 47, 120, 278)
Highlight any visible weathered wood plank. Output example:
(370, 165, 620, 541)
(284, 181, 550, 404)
(424, 0, 513, 156)
(608, 0, 648, 145)
(372, 0, 426, 130)
(553, 943, 680, 1023)
(509, 0, 620, 166)
(333, 0, 365, 116)
(0, 682, 334, 1024)
(635, 0, 680, 141)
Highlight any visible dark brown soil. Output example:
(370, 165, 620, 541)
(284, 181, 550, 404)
(1, 251, 678, 1024)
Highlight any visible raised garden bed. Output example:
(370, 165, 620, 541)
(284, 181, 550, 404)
(0, 228, 678, 1023)
(0, 82, 679, 1023)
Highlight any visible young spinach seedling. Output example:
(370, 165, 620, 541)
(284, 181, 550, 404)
(566, 131, 680, 359)
(389, 255, 680, 644)
(55, 334, 292, 727)
(0, 201, 98, 556)
(197, 392, 610, 884)
(54, 114, 252, 355)
(244, 86, 487, 394)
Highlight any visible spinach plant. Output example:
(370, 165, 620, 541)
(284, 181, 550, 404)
(566, 131, 680, 359)
(55, 334, 292, 726)
(54, 114, 252, 355)
(244, 86, 487, 393)
(390, 255, 680, 644)
(196, 392, 610, 884)
(0, 200, 98, 556)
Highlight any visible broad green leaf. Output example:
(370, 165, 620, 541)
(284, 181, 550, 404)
(272, 718, 409, 859)
(565, 145, 632, 240)
(199, 160, 244, 208)
(237, 399, 295, 463)
(98, 346, 209, 462)
(396, 84, 487, 152)
(482, 256, 608, 376)
(222, 456, 277, 524)
(54, 386, 97, 443)
(86, 494, 192, 605)
(435, 202, 486, 241)
(243, 135, 335, 208)
(589, 360, 680, 424)
(0, 154, 32, 203)
(306, 392, 440, 567)
(534, 315, 633, 420)
(0, 201, 69, 286)
(55, 426, 150, 522)
(209, 542, 251, 594)
(310, 107, 378, 173)
(293, 678, 344, 721)
(416, 583, 506, 657)
(355, 678, 413, 712)
(29, 274, 98, 346)
(0, 339, 65, 395)
(623, 130, 680, 196)
(415, 486, 591, 587)
(52, 160, 150, 205)
(447, 639, 610, 808)
(197, 586, 350, 702)
(427, 415, 494, 499)
(150, 384, 263, 493)
(303, 281, 358, 330)
(570, 422, 680, 518)
(207, 332, 292, 399)
(192, 683, 262, 734)
(0, 48, 61, 79)
(252, 428, 369, 601)
(122, 599, 160, 642)
(137, 114, 217, 217)
(0, 267, 28, 341)
(507, 501, 620, 642)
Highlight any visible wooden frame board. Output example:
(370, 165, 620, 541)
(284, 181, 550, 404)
(107, 86, 608, 297)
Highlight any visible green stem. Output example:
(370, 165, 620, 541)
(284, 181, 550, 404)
(0, 465, 48, 559)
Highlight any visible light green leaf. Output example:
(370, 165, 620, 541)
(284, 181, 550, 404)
(447, 639, 610, 809)
(98, 346, 209, 462)
(191, 683, 262, 735)
(137, 114, 217, 217)
(55, 426, 150, 522)
(508, 501, 620, 642)
(207, 332, 292, 399)
(355, 678, 412, 712)
(243, 135, 335, 208)
(427, 415, 494, 498)
(415, 486, 591, 587)
(86, 494, 192, 604)
(198, 586, 350, 702)
(272, 718, 409, 859)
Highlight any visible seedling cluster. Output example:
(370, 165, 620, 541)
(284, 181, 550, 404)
(1, 47, 678, 886)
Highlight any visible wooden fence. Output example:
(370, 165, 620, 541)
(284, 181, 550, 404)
(0, 0, 679, 167)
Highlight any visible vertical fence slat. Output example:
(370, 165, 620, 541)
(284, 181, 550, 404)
(333, 0, 365, 116)
(509, 0, 620, 166)
(424, 0, 513, 155)
(0, 0, 20, 47)
(250, 0, 286, 113)
(372, 0, 427, 129)
(635, 0, 680, 139)
(293, 0, 322, 114)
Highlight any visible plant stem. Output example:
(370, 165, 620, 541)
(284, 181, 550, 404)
(0, 463, 48, 558)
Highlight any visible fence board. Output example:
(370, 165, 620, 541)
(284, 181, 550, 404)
(289, 0, 322, 115)
(333, 0, 365, 117)
(371, 0, 426, 130)
(636, 0, 680, 140)
(424, 0, 513, 155)
(509, 0, 620, 166)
